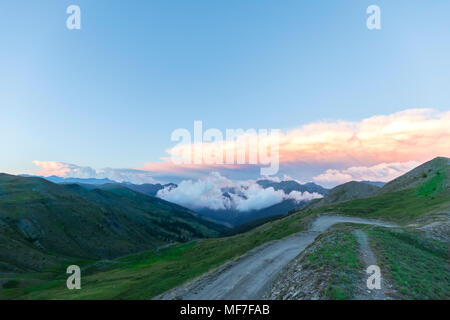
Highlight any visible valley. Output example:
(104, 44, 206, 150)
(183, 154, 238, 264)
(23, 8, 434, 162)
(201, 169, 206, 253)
(0, 157, 449, 300)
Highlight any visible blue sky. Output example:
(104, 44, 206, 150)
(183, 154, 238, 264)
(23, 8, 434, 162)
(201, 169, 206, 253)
(1, 1, 449, 181)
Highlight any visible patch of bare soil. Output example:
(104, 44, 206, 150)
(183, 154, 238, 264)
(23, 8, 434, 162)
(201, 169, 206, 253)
(409, 213, 450, 242)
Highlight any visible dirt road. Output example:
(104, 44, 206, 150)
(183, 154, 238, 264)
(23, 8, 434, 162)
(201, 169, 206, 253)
(156, 215, 396, 300)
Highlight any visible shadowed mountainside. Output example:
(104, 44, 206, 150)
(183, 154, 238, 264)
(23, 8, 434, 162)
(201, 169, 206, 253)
(0, 174, 226, 272)
(307, 181, 380, 209)
(256, 180, 329, 195)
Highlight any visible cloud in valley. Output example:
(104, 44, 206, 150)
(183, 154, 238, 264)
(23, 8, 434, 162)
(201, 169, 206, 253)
(230, 184, 285, 212)
(285, 190, 323, 202)
(156, 172, 322, 212)
(156, 172, 233, 211)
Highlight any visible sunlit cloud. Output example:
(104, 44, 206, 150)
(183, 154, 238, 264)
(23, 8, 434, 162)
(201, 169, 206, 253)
(313, 161, 420, 187)
(142, 108, 450, 177)
(278, 108, 450, 165)
(33, 109, 450, 187)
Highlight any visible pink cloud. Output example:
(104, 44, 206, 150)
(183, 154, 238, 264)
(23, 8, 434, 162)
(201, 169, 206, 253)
(313, 161, 420, 187)
(33, 161, 80, 177)
(143, 108, 450, 175)
(278, 108, 450, 165)
(34, 108, 450, 184)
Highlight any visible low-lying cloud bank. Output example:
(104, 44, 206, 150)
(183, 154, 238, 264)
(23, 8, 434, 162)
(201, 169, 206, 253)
(156, 172, 323, 212)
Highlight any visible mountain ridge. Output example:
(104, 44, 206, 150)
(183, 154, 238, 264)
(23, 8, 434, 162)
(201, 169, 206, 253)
(307, 181, 380, 209)
(378, 157, 450, 194)
(256, 180, 329, 195)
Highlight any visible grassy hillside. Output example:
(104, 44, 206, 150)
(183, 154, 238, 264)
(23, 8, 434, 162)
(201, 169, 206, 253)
(367, 227, 449, 299)
(0, 174, 225, 272)
(198, 199, 304, 226)
(379, 157, 449, 194)
(308, 158, 450, 223)
(308, 181, 380, 209)
(309, 188, 449, 223)
(1, 209, 315, 299)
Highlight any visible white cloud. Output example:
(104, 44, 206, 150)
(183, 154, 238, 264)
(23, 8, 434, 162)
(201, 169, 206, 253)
(157, 172, 323, 212)
(313, 161, 420, 187)
(231, 185, 285, 212)
(157, 172, 233, 211)
(285, 190, 323, 202)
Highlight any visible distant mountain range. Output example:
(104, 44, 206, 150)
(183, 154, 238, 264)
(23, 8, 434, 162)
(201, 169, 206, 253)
(20, 175, 117, 185)
(20, 175, 178, 195)
(256, 180, 330, 195)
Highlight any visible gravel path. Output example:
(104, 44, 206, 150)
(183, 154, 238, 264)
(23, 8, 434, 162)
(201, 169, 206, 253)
(156, 215, 396, 300)
(353, 229, 392, 300)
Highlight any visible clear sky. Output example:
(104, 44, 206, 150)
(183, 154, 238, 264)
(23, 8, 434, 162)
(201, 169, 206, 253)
(1, 1, 449, 184)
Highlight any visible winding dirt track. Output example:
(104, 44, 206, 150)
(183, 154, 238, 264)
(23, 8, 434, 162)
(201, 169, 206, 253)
(354, 229, 391, 300)
(156, 215, 396, 300)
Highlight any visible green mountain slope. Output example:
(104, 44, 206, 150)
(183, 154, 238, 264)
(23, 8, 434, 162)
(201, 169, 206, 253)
(379, 157, 449, 194)
(0, 174, 226, 272)
(307, 157, 450, 223)
(308, 181, 380, 209)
